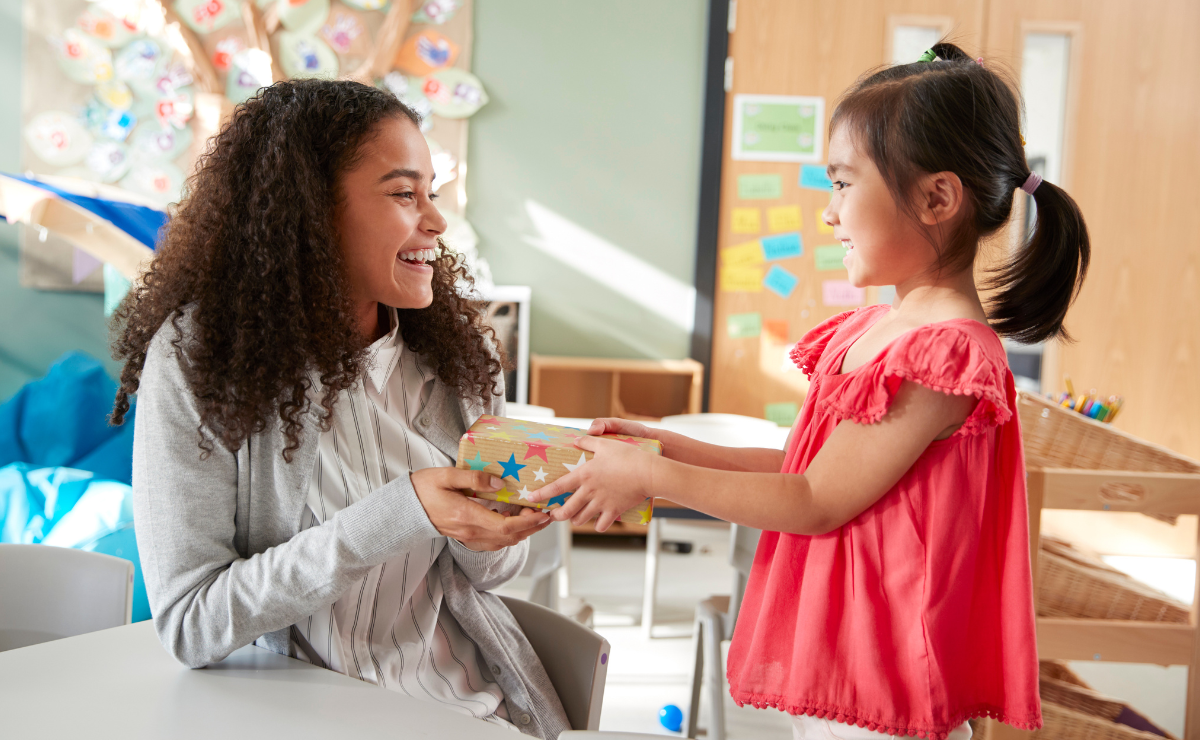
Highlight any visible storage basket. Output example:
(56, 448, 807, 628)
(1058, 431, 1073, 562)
(1017, 391, 1200, 473)
(1037, 535, 1190, 623)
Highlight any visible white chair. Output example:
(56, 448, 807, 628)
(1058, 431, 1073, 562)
(498, 594, 611, 732)
(559, 733, 664, 739)
(0, 543, 134, 652)
(686, 524, 761, 740)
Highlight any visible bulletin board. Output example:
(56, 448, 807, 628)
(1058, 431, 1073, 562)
(18, 0, 483, 290)
(706, 0, 986, 426)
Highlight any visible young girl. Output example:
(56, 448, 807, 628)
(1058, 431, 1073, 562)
(532, 43, 1090, 738)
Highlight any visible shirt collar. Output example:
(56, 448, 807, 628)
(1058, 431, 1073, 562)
(365, 306, 401, 394)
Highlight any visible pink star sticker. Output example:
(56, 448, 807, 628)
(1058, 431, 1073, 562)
(523, 442, 550, 462)
(610, 435, 643, 446)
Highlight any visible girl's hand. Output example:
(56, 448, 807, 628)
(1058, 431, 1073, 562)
(526, 435, 656, 532)
(411, 468, 551, 551)
(586, 417, 654, 440)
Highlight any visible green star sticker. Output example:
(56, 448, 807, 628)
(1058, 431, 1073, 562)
(466, 452, 490, 471)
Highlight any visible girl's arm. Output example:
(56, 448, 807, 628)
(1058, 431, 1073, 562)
(530, 380, 975, 532)
(587, 418, 787, 473)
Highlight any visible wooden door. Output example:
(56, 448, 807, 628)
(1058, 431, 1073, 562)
(710, 0, 987, 424)
(983, 1, 1200, 461)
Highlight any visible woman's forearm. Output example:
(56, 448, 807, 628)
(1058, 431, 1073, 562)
(651, 428, 786, 472)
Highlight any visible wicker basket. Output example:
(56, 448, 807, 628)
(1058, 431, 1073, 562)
(1037, 535, 1191, 623)
(1017, 391, 1200, 473)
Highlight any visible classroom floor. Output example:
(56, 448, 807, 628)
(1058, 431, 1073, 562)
(511, 520, 1194, 739)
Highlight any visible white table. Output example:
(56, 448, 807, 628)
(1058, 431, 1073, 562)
(0, 622, 520, 739)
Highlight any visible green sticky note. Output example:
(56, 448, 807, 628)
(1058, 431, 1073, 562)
(734, 95, 825, 162)
(814, 244, 848, 271)
(738, 174, 782, 200)
(727, 312, 762, 339)
(764, 402, 799, 427)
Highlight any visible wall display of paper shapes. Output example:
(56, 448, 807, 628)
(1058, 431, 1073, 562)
(20, 0, 481, 292)
(394, 29, 460, 76)
(731, 94, 825, 163)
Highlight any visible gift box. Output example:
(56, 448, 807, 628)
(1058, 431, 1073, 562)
(455, 415, 659, 525)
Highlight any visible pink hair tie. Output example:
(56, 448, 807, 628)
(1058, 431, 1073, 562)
(1020, 172, 1043, 194)
(976, 57, 984, 67)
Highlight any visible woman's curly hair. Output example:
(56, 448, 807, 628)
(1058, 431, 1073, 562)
(111, 79, 503, 461)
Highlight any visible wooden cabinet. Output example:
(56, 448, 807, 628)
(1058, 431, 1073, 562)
(529, 355, 703, 421)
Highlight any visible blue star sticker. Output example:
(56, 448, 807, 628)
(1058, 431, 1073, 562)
(547, 492, 573, 507)
(497, 453, 527, 481)
(524, 431, 553, 442)
(466, 452, 490, 471)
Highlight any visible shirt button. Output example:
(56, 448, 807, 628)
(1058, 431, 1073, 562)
(491, 664, 502, 675)
(420, 416, 431, 426)
(519, 713, 531, 725)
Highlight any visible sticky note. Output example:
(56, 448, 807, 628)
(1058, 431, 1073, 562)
(722, 240, 765, 267)
(822, 279, 865, 306)
(799, 164, 833, 191)
(763, 319, 789, 343)
(816, 207, 834, 234)
(761, 232, 803, 261)
(763, 265, 799, 299)
(720, 265, 765, 292)
(730, 207, 761, 234)
(727, 312, 763, 339)
(766, 205, 802, 232)
(765, 402, 799, 427)
(738, 173, 783, 200)
(814, 244, 848, 271)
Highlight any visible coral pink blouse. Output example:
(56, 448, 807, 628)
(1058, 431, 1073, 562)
(726, 305, 1042, 739)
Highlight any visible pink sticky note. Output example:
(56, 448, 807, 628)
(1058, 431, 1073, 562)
(72, 247, 103, 284)
(822, 279, 864, 307)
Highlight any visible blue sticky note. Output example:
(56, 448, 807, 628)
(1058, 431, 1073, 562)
(799, 164, 833, 191)
(763, 265, 798, 298)
(761, 232, 802, 261)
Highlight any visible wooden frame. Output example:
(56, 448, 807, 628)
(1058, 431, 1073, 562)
(529, 355, 704, 421)
(990, 467, 1200, 739)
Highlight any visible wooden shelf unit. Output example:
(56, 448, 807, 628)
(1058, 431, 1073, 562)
(988, 466, 1200, 740)
(529, 355, 704, 421)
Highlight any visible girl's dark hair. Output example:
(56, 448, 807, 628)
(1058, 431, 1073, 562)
(830, 41, 1089, 343)
(111, 78, 503, 460)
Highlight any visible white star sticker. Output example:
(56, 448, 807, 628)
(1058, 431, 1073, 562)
(486, 426, 500, 430)
(517, 484, 535, 499)
(532, 467, 548, 482)
(563, 452, 588, 473)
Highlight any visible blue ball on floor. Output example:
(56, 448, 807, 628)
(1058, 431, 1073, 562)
(658, 704, 683, 732)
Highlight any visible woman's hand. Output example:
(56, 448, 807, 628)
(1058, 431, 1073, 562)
(410, 468, 551, 551)
(526, 435, 656, 532)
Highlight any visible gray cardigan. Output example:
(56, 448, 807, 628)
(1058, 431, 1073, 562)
(131, 311, 570, 740)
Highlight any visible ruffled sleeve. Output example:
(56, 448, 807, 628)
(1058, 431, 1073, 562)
(823, 323, 1013, 434)
(788, 310, 858, 378)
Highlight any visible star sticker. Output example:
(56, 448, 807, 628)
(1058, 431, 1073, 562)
(489, 430, 515, 441)
(611, 435, 643, 446)
(532, 467, 548, 482)
(524, 442, 550, 462)
(512, 424, 531, 433)
(547, 492, 572, 508)
(485, 425, 500, 431)
(462, 431, 479, 445)
(497, 453, 527, 481)
(563, 452, 588, 473)
(524, 431, 553, 442)
(465, 452, 490, 471)
(494, 486, 513, 503)
(517, 484, 535, 500)
(639, 507, 653, 525)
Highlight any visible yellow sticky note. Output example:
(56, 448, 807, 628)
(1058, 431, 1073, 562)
(767, 205, 802, 233)
(730, 207, 761, 234)
(719, 265, 764, 292)
(721, 240, 765, 267)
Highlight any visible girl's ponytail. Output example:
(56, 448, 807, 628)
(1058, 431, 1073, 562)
(986, 179, 1090, 344)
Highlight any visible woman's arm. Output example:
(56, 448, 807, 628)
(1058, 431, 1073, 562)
(530, 381, 974, 533)
(587, 419, 786, 473)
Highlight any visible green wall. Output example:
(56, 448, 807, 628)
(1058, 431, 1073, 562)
(0, 0, 119, 400)
(468, 0, 707, 360)
(0, 0, 710, 400)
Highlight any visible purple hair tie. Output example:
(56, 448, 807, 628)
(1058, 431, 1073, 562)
(1020, 172, 1043, 195)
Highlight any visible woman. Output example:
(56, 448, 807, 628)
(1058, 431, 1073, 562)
(111, 79, 569, 738)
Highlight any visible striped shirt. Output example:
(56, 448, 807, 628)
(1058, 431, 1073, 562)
(293, 308, 514, 729)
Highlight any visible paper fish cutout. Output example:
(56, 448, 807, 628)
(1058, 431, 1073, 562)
(320, 12, 365, 54)
(52, 29, 114, 85)
(395, 30, 459, 76)
(121, 161, 185, 206)
(278, 0, 330, 36)
(382, 73, 434, 130)
(85, 141, 132, 183)
(25, 112, 94, 167)
(174, 0, 242, 35)
(95, 80, 134, 111)
(212, 36, 245, 72)
(153, 92, 194, 130)
(114, 39, 163, 84)
(277, 32, 340, 80)
(77, 7, 138, 48)
(226, 48, 273, 104)
(129, 121, 193, 162)
(422, 68, 487, 119)
(412, 0, 461, 24)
